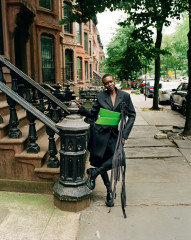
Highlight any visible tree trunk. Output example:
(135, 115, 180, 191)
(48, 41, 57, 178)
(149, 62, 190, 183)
(182, 2, 191, 136)
(152, 27, 163, 110)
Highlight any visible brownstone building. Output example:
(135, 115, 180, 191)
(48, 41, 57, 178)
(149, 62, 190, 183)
(0, 0, 104, 91)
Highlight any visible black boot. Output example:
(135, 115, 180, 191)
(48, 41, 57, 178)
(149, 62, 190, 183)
(106, 190, 114, 207)
(86, 168, 99, 190)
(101, 171, 114, 207)
(86, 166, 106, 190)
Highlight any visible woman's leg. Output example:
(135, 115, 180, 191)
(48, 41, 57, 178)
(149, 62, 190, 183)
(86, 156, 113, 190)
(101, 171, 114, 207)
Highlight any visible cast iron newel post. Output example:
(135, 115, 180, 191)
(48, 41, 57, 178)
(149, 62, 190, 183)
(53, 102, 91, 212)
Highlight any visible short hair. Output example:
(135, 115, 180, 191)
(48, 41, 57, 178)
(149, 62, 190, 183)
(102, 74, 115, 82)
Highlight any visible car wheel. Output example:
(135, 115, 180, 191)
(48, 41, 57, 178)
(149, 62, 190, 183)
(182, 102, 187, 116)
(170, 98, 176, 110)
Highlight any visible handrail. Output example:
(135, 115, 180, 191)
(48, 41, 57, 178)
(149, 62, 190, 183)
(40, 83, 56, 92)
(0, 56, 70, 114)
(0, 81, 59, 134)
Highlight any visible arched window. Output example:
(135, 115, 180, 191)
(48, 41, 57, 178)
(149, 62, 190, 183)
(0, 0, 4, 55)
(77, 57, 82, 81)
(40, 34, 55, 83)
(65, 49, 73, 81)
(63, 2, 72, 33)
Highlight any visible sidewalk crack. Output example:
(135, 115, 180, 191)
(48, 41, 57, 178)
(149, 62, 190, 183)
(40, 208, 55, 240)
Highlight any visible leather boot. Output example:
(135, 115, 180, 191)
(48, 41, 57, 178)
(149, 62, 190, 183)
(86, 168, 99, 190)
(101, 171, 114, 207)
(106, 189, 114, 207)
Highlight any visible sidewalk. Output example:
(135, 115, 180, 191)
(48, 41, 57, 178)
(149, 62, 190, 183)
(77, 93, 191, 240)
(1, 92, 191, 240)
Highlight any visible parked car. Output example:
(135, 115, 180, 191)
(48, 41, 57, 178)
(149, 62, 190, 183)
(143, 80, 155, 97)
(140, 78, 154, 93)
(176, 76, 188, 83)
(170, 81, 188, 116)
(158, 81, 180, 103)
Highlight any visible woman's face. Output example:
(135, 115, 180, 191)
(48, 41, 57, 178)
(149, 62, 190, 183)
(102, 75, 115, 93)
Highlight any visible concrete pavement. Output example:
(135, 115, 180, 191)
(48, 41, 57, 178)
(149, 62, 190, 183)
(1, 92, 191, 240)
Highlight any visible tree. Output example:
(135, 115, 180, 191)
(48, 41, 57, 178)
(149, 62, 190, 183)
(183, 0, 191, 135)
(120, 0, 187, 110)
(103, 25, 154, 81)
(60, 0, 191, 135)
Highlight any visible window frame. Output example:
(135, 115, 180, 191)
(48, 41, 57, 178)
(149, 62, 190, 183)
(85, 61, 88, 81)
(39, 0, 53, 11)
(77, 57, 82, 81)
(84, 32, 88, 52)
(65, 49, 73, 81)
(40, 34, 55, 84)
(63, 2, 72, 34)
(76, 23, 82, 45)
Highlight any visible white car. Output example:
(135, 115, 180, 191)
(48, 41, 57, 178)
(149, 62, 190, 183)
(158, 81, 180, 103)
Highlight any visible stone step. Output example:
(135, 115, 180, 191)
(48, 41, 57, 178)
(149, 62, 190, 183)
(0, 109, 27, 139)
(0, 100, 23, 117)
(0, 119, 46, 154)
(0, 91, 7, 101)
(34, 162, 60, 182)
(15, 132, 60, 180)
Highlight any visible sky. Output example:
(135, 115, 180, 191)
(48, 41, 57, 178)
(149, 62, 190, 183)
(97, 10, 179, 55)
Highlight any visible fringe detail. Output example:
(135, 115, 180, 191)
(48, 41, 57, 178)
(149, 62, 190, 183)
(110, 102, 128, 218)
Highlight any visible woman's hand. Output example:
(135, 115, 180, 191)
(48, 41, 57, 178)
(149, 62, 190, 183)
(75, 101, 81, 109)
(69, 101, 81, 109)
(122, 138, 126, 145)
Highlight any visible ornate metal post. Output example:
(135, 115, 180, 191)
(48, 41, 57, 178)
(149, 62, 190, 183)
(53, 102, 90, 212)
(26, 111, 40, 153)
(37, 91, 45, 113)
(7, 96, 22, 138)
(46, 126, 59, 168)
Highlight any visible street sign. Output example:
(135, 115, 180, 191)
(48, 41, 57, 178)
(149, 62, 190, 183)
(168, 71, 172, 77)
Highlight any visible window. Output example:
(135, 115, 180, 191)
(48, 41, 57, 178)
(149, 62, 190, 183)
(90, 64, 92, 79)
(39, 0, 52, 10)
(0, 0, 4, 55)
(182, 83, 188, 91)
(76, 23, 81, 45)
(65, 49, 73, 81)
(41, 34, 55, 83)
(84, 33, 88, 52)
(63, 2, 72, 33)
(89, 40, 91, 56)
(85, 61, 88, 81)
(77, 57, 82, 81)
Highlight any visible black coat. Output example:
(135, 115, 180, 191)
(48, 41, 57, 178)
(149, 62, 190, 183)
(78, 88, 136, 159)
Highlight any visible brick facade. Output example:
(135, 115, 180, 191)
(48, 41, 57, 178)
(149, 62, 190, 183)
(0, 0, 104, 92)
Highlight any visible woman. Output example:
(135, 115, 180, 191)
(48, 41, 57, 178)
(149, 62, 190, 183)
(76, 74, 136, 208)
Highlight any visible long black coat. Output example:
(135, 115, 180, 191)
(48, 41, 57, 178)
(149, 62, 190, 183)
(79, 88, 136, 161)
